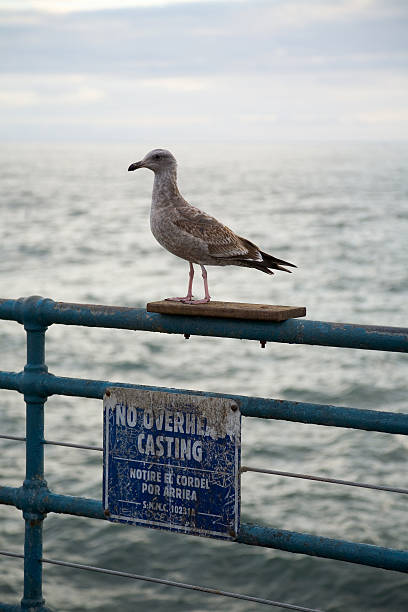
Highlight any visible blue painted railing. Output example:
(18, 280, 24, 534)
(0, 296, 407, 611)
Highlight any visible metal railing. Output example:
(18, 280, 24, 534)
(0, 295, 407, 611)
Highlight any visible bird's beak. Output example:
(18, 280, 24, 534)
(128, 161, 143, 171)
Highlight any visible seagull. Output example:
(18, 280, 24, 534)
(128, 149, 296, 304)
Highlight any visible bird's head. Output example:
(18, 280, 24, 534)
(128, 149, 177, 173)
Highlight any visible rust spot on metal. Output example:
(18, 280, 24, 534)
(105, 390, 111, 397)
(104, 509, 111, 517)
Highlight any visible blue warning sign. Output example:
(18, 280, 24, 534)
(103, 388, 241, 540)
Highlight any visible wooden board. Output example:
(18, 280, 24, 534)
(146, 301, 306, 321)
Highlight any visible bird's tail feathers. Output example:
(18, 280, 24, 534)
(235, 251, 295, 275)
(259, 250, 296, 273)
(238, 260, 275, 275)
(259, 251, 297, 272)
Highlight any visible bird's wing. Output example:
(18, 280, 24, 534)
(172, 204, 261, 260)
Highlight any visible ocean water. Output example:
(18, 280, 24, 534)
(0, 141, 407, 611)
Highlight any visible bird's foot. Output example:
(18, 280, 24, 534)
(165, 296, 192, 302)
(180, 298, 211, 305)
(165, 296, 211, 305)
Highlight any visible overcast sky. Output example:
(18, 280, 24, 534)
(1, 0, 407, 141)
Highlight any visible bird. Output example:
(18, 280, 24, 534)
(128, 149, 296, 304)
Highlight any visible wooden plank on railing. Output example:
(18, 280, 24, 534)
(146, 301, 306, 321)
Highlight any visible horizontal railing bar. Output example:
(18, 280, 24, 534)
(0, 550, 23, 560)
(0, 551, 323, 612)
(41, 558, 322, 611)
(42, 491, 105, 519)
(0, 371, 20, 392)
(241, 465, 408, 495)
(1, 369, 408, 435)
(1, 489, 407, 572)
(0, 486, 18, 507)
(0, 486, 104, 518)
(44, 439, 103, 451)
(0, 434, 26, 443)
(1, 296, 407, 352)
(5, 432, 406, 493)
(0, 433, 103, 452)
(237, 525, 408, 573)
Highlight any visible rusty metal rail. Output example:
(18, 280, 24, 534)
(0, 296, 407, 611)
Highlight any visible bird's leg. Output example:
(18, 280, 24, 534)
(165, 262, 195, 302)
(166, 263, 211, 304)
(186, 262, 194, 299)
(200, 265, 211, 302)
(181, 265, 211, 304)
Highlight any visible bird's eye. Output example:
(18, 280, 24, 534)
(153, 154, 161, 160)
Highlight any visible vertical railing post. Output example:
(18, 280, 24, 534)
(20, 311, 49, 612)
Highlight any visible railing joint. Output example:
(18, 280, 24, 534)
(13, 296, 53, 332)
(15, 481, 49, 517)
(22, 370, 50, 402)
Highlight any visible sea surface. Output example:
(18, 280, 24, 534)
(0, 142, 407, 611)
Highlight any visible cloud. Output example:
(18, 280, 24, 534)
(1, 71, 407, 141)
(4, 0, 407, 19)
(239, 0, 374, 31)
(0, 89, 39, 107)
(0, 1, 407, 140)
(0, 75, 105, 107)
(238, 114, 278, 124)
(1, 1, 407, 76)
(2, 0, 242, 13)
(139, 77, 211, 91)
(355, 110, 408, 123)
